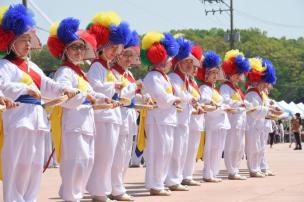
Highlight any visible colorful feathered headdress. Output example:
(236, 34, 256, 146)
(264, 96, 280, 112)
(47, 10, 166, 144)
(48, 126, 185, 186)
(0, 4, 41, 54)
(247, 57, 266, 83)
(140, 31, 179, 66)
(47, 17, 97, 60)
(222, 49, 250, 77)
(262, 58, 276, 85)
(87, 11, 131, 51)
(124, 30, 140, 65)
(172, 36, 201, 68)
(197, 50, 221, 81)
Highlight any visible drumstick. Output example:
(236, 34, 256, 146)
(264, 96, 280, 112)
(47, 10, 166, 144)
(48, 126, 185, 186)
(92, 103, 114, 110)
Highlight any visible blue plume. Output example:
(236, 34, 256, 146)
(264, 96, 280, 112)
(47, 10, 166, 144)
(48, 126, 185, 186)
(175, 37, 193, 60)
(125, 31, 139, 48)
(109, 22, 131, 45)
(57, 17, 80, 45)
(203, 50, 221, 69)
(2, 4, 35, 36)
(262, 59, 277, 85)
(161, 33, 179, 57)
(235, 55, 250, 74)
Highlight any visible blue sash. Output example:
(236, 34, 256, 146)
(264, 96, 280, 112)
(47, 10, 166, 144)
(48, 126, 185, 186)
(15, 95, 41, 105)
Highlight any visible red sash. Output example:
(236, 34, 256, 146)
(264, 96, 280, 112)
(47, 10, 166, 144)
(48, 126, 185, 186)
(201, 81, 219, 92)
(174, 68, 189, 91)
(246, 87, 263, 100)
(112, 64, 135, 83)
(93, 58, 118, 80)
(189, 78, 201, 96)
(151, 68, 175, 94)
(222, 81, 244, 100)
(9, 57, 41, 89)
(63, 61, 88, 82)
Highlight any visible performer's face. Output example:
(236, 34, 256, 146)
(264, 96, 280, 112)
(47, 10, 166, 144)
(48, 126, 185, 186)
(164, 59, 172, 74)
(190, 66, 198, 77)
(206, 68, 219, 83)
(102, 44, 123, 61)
(66, 40, 86, 63)
(180, 58, 193, 74)
(12, 34, 31, 58)
(230, 73, 241, 84)
(117, 49, 133, 67)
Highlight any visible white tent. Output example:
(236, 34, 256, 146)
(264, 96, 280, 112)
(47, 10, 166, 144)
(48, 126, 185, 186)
(289, 102, 304, 117)
(277, 100, 298, 116)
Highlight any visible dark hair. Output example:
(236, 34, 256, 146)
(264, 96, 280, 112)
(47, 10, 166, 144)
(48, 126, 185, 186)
(296, 113, 301, 118)
(3, 51, 17, 61)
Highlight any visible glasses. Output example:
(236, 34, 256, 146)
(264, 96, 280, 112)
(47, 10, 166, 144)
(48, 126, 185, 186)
(68, 44, 86, 51)
(121, 53, 134, 58)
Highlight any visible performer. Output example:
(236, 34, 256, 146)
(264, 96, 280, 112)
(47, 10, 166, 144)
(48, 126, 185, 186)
(86, 11, 131, 202)
(259, 59, 277, 176)
(245, 57, 276, 177)
(47, 17, 110, 201)
(220, 50, 250, 180)
(182, 45, 204, 186)
(165, 36, 200, 191)
(199, 51, 231, 183)
(0, 4, 77, 202)
(110, 30, 142, 201)
(141, 31, 180, 196)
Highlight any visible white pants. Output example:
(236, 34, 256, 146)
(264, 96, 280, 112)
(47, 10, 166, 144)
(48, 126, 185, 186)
(260, 131, 269, 171)
(144, 123, 174, 190)
(183, 130, 201, 180)
(131, 135, 143, 166)
(165, 125, 189, 186)
(111, 132, 134, 196)
(203, 128, 227, 179)
(59, 132, 94, 201)
(224, 128, 245, 176)
(2, 128, 45, 202)
(87, 122, 120, 197)
(245, 128, 262, 173)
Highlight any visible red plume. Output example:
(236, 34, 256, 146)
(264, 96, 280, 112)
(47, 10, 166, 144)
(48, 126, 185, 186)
(0, 27, 15, 52)
(88, 24, 110, 48)
(191, 45, 203, 61)
(47, 36, 65, 58)
(147, 43, 167, 65)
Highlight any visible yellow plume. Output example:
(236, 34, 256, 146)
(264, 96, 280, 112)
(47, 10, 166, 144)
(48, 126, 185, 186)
(224, 49, 244, 61)
(0, 6, 8, 24)
(141, 31, 164, 50)
(92, 11, 121, 27)
(249, 57, 265, 72)
(174, 33, 185, 38)
(49, 22, 59, 36)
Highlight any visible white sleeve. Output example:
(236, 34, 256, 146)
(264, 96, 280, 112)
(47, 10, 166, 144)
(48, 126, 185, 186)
(87, 62, 116, 98)
(169, 75, 192, 104)
(0, 65, 29, 100)
(142, 74, 176, 109)
(219, 84, 242, 107)
(199, 86, 212, 104)
(245, 92, 268, 120)
(53, 68, 86, 109)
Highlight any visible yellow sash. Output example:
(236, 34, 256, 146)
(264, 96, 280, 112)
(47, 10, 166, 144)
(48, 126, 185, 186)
(106, 70, 117, 82)
(196, 130, 206, 161)
(231, 91, 242, 101)
(211, 89, 221, 105)
(136, 109, 147, 153)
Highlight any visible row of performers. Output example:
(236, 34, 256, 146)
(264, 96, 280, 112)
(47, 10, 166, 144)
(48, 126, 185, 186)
(0, 4, 283, 202)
